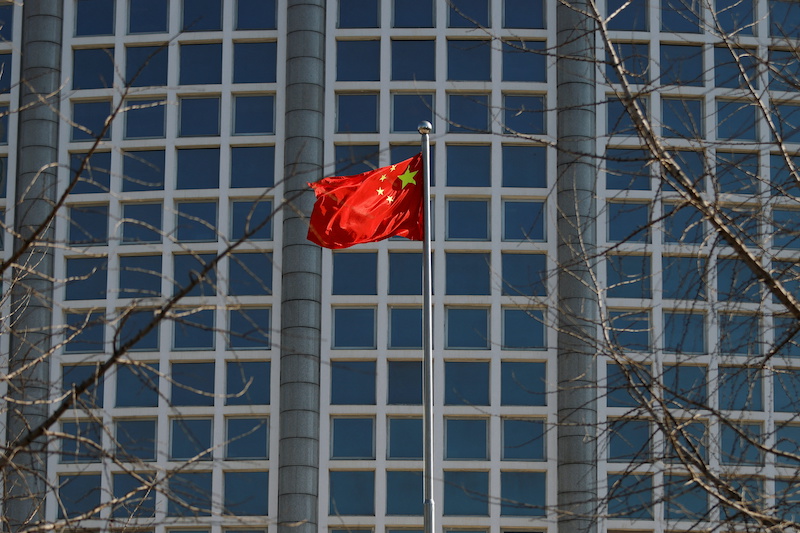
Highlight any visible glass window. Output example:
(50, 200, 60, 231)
(609, 418, 650, 463)
(664, 474, 708, 520)
(449, 0, 489, 27)
(609, 310, 650, 351)
(236, 0, 276, 29)
(663, 203, 704, 243)
(228, 307, 271, 349)
(721, 422, 763, 465)
(386, 471, 423, 516)
(231, 199, 272, 241)
(115, 418, 157, 460)
(607, 362, 651, 408)
(172, 362, 215, 406)
(173, 309, 215, 350)
(662, 255, 706, 300)
(388, 361, 422, 404)
(179, 97, 220, 136)
(606, 148, 651, 190)
(118, 309, 160, 351)
(73, 48, 114, 90)
(333, 308, 376, 349)
(176, 201, 218, 242)
(502, 40, 546, 82)
(501, 471, 546, 516)
(64, 311, 105, 353)
(607, 202, 649, 243)
(716, 0, 754, 34)
(776, 423, 800, 465)
(715, 151, 758, 194)
(715, 47, 759, 89)
(447, 308, 489, 349)
(770, 0, 800, 38)
(329, 471, 374, 516)
(607, 96, 648, 137)
(661, 0, 702, 32)
(72, 100, 111, 141)
(503, 0, 544, 28)
(130, 0, 168, 33)
(773, 209, 800, 249)
(77, 0, 114, 35)
(334, 144, 379, 174)
(0, 104, 8, 144)
(337, 93, 378, 133)
(775, 368, 800, 412)
(662, 97, 703, 138)
(119, 254, 161, 298)
(608, 0, 647, 30)
(183, 0, 222, 31)
(448, 94, 490, 133)
(501, 361, 546, 406)
(388, 417, 423, 458)
(447, 199, 488, 240)
(116, 364, 159, 407)
(69, 151, 110, 194)
(227, 361, 270, 405)
(774, 316, 800, 358)
(63, 364, 104, 408)
(69, 204, 108, 245)
(445, 361, 489, 406)
(719, 366, 762, 410)
(663, 313, 705, 354)
(447, 144, 490, 186)
(717, 257, 759, 302)
(446, 252, 490, 295)
(502, 145, 546, 187)
(502, 418, 545, 460)
(332, 417, 374, 458)
(234, 42, 277, 83)
(389, 307, 422, 348)
(231, 146, 275, 188)
(503, 94, 545, 134)
(771, 153, 800, 196)
(57, 474, 102, 519)
(65, 256, 108, 300)
(446, 418, 488, 459)
(125, 99, 165, 139)
(503, 308, 545, 350)
(173, 253, 217, 297)
(769, 49, 800, 92)
(180, 43, 222, 84)
(607, 42, 649, 85)
(121, 203, 162, 244)
(389, 252, 422, 295)
(61, 420, 102, 462)
(448, 39, 490, 81)
(168, 472, 212, 516)
(773, 102, 800, 143)
(720, 313, 760, 355)
(122, 150, 165, 191)
(502, 253, 546, 297)
(607, 254, 651, 298)
(660, 44, 703, 86)
(177, 147, 220, 189)
(112, 472, 156, 518)
(392, 40, 435, 81)
(607, 473, 653, 519)
(224, 471, 268, 515)
(0, 4, 11, 42)
(393, 93, 434, 132)
(125, 46, 168, 87)
(503, 200, 545, 241)
(234, 95, 275, 135)
(331, 360, 376, 404)
(443, 471, 488, 516)
(394, 0, 434, 27)
(664, 419, 707, 462)
(337, 40, 379, 81)
(339, 0, 378, 27)
(227, 417, 268, 459)
(229, 252, 272, 296)
(718, 99, 757, 141)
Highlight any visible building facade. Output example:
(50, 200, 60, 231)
(2, 0, 800, 532)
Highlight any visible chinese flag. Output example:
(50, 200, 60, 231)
(307, 153, 424, 249)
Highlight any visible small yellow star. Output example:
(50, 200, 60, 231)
(377, 187, 384, 195)
(379, 174, 388, 181)
(390, 165, 397, 171)
(387, 195, 394, 203)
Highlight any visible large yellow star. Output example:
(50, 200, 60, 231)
(396, 167, 418, 189)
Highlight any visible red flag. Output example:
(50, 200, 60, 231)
(307, 153, 424, 249)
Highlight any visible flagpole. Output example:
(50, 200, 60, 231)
(418, 121, 435, 533)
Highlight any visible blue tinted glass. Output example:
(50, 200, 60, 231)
(388, 418, 423, 458)
(446, 252, 490, 295)
(663, 203, 703, 243)
(775, 316, 800, 357)
(234, 42, 277, 83)
(608, 0, 647, 30)
(770, 0, 800, 38)
(446, 418, 487, 459)
(177, 148, 220, 189)
(393, 94, 434, 132)
(227, 361, 270, 405)
(390, 308, 422, 348)
(168, 472, 212, 516)
(501, 361, 546, 406)
(176, 201, 217, 242)
(773, 103, 800, 143)
(664, 420, 707, 462)
(126, 99, 165, 138)
(333, 308, 376, 348)
(502, 145, 546, 187)
(64, 311, 104, 353)
(503, 0, 544, 28)
(610, 310, 650, 351)
(769, 49, 800, 91)
(447, 200, 488, 240)
(716, 151, 758, 194)
(660, 44, 703, 86)
(386, 471, 423, 515)
(183, 0, 222, 31)
(503, 308, 545, 349)
(73, 48, 114, 89)
(122, 150, 165, 191)
(447, 308, 489, 349)
(443, 471, 488, 516)
(0, 156, 6, 197)
(394, 0, 434, 27)
(130, 0, 168, 33)
(63, 364, 104, 407)
(180, 97, 219, 136)
(172, 362, 215, 406)
(607, 254, 651, 298)
(333, 252, 376, 295)
(775, 369, 800, 412)
(445, 361, 489, 406)
(72, 100, 111, 141)
(337, 40, 380, 81)
(609, 418, 649, 462)
(0, 5, 11, 41)
(0, 105, 8, 144)
(231, 200, 272, 240)
(606, 148, 651, 190)
(112, 473, 155, 518)
(661, 0, 702, 32)
(503, 419, 545, 459)
(720, 313, 760, 355)
(715, 47, 759, 89)
(667, 149, 706, 191)
(0, 53, 10, 93)
(718, 99, 757, 140)
(180, 43, 222, 84)
(664, 474, 708, 520)
(776, 424, 800, 464)
(332, 418, 374, 458)
(231, 146, 275, 188)
(448, 39, 490, 81)
(65, 257, 107, 300)
(115, 418, 157, 460)
(118, 309, 159, 351)
(447, 144, 490, 185)
(504, 95, 545, 134)
(719, 366, 762, 410)
(716, 0, 754, 33)
(663, 313, 705, 354)
(339, 0, 379, 27)
(236, 0, 276, 29)
(775, 479, 800, 523)
(329, 471, 374, 516)
(501, 471, 546, 516)
(389, 252, 422, 295)
(234, 95, 275, 134)
(717, 257, 759, 302)
(771, 153, 800, 196)
(392, 40, 435, 81)
(173, 309, 215, 350)
(607, 97, 648, 136)
(449, 0, 489, 27)
(608, 202, 649, 243)
(227, 417, 268, 458)
(504, 200, 545, 241)
(332, 361, 376, 404)
(58, 474, 101, 518)
(334, 144, 379, 174)
(116, 364, 159, 407)
(228, 308, 271, 349)
(607, 42, 649, 84)
(720, 477, 763, 522)
(502, 40, 546, 82)
(119, 254, 161, 298)
(607, 473, 653, 519)
(607, 363, 651, 407)
(69, 204, 108, 245)
(77, 0, 114, 35)
(721, 422, 762, 465)
(337, 93, 378, 133)
(126, 46, 168, 86)
(122, 203, 162, 244)
(61, 420, 102, 462)
(388, 361, 422, 404)
(225, 471, 268, 515)
(229, 252, 272, 295)
(662, 97, 703, 138)
(502, 253, 546, 297)
(662, 255, 706, 300)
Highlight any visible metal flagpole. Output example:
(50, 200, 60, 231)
(418, 120, 435, 533)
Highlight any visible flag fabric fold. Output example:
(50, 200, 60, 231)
(307, 153, 424, 249)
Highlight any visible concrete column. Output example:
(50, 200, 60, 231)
(4, 0, 63, 529)
(278, 0, 325, 532)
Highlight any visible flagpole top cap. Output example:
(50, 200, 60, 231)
(418, 121, 432, 134)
